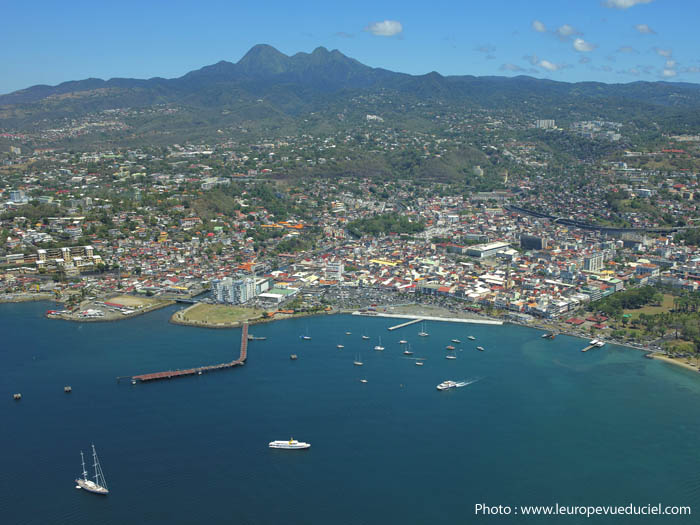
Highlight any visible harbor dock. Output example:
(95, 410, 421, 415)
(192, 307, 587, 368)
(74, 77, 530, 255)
(581, 344, 595, 352)
(131, 323, 249, 383)
(387, 318, 423, 331)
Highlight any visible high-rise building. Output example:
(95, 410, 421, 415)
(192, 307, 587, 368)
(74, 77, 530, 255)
(520, 234, 548, 250)
(212, 276, 256, 304)
(583, 253, 604, 273)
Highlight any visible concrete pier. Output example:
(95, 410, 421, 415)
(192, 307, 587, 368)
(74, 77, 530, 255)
(387, 318, 423, 331)
(352, 311, 503, 326)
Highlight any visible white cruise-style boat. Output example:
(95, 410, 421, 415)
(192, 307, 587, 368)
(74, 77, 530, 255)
(269, 438, 311, 450)
(437, 380, 458, 391)
(75, 445, 109, 495)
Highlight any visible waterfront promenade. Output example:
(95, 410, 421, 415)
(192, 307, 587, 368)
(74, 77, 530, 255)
(351, 311, 503, 325)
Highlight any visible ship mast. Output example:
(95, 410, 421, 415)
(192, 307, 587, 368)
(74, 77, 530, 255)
(80, 451, 88, 481)
(91, 443, 108, 490)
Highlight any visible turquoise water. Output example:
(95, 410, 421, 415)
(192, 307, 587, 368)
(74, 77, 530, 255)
(3, 302, 700, 524)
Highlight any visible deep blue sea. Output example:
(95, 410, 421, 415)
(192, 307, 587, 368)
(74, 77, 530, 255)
(3, 302, 700, 524)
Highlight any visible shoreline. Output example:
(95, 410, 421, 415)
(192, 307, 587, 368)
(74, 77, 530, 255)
(51, 300, 175, 323)
(351, 311, 503, 325)
(169, 304, 336, 329)
(650, 353, 700, 374)
(0, 293, 57, 304)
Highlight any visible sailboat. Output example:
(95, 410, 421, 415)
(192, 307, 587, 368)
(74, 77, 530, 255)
(373, 336, 385, 351)
(353, 353, 363, 366)
(75, 444, 109, 495)
(418, 322, 429, 337)
(361, 334, 370, 340)
(403, 344, 414, 356)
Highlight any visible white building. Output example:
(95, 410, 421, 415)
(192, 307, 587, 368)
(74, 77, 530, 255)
(212, 276, 257, 304)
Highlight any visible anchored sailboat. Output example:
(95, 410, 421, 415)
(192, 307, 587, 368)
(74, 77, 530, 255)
(418, 322, 429, 337)
(75, 444, 109, 495)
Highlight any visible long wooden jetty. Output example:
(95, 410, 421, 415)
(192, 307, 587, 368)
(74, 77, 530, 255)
(581, 344, 595, 353)
(131, 323, 249, 383)
(387, 318, 424, 331)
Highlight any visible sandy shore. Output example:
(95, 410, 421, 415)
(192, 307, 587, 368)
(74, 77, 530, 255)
(650, 353, 700, 373)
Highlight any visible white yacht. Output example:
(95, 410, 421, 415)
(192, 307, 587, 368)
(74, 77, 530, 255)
(437, 380, 458, 391)
(354, 354, 363, 366)
(415, 360, 424, 366)
(399, 340, 408, 344)
(468, 336, 476, 340)
(446, 355, 457, 360)
(269, 438, 311, 450)
(373, 337, 385, 351)
(361, 334, 370, 340)
(337, 344, 345, 349)
(75, 445, 109, 495)
(345, 331, 352, 335)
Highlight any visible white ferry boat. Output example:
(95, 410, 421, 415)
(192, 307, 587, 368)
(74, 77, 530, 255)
(269, 438, 311, 450)
(437, 380, 458, 391)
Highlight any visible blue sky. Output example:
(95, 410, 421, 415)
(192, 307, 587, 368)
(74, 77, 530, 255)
(1, 0, 698, 94)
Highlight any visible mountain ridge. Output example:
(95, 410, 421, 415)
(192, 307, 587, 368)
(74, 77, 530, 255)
(2, 43, 700, 139)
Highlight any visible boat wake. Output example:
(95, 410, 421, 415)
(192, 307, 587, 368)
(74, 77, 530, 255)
(455, 378, 481, 388)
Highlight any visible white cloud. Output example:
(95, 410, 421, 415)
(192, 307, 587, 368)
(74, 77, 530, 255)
(532, 20, 547, 32)
(556, 24, 578, 40)
(573, 38, 596, 52)
(524, 54, 539, 66)
(665, 59, 676, 68)
(539, 60, 560, 71)
(365, 20, 403, 37)
(634, 24, 656, 34)
(655, 47, 672, 57)
(619, 67, 641, 76)
(604, 0, 653, 9)
(662, 68, 677, 77)
(618, 46, 638, 54)
(500, 63, 525, 72)
(475, 44, 496, 54)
